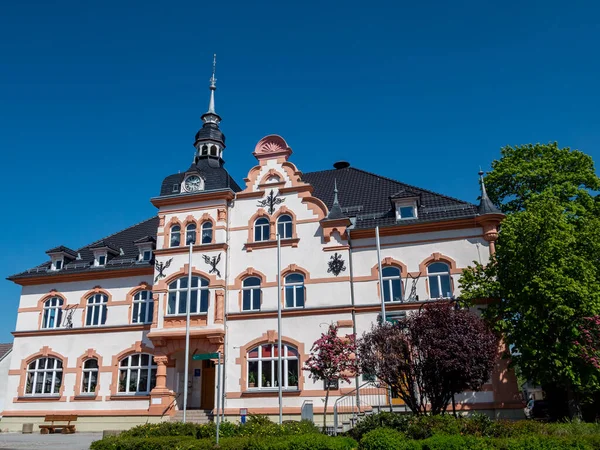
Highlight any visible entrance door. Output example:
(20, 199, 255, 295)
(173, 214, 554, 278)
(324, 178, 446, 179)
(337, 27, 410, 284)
(200, 360, 215, 410)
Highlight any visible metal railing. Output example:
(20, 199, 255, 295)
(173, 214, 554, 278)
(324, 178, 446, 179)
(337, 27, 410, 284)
(332, 381, 388, 435)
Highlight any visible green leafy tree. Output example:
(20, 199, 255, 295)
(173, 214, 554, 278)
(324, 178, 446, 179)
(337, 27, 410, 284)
(460, 143, 600, 418)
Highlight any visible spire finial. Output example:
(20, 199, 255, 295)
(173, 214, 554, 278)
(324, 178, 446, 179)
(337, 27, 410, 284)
(477, 168, 501, 215)
(333, 178, 340, 206)
(207, 54, 217, 115)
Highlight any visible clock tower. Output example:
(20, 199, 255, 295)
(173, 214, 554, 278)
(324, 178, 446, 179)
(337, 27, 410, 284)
(193, 54, 226, 165)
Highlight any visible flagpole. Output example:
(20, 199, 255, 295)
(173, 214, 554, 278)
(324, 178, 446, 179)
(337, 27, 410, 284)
(183, 242, 193, 423)
(375, 226, 393, 411)
(277, 233, 283, 425)
(375, 226, 386, 321)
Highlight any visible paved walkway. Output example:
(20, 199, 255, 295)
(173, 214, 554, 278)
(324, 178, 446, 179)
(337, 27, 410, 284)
(0, 432, 102, 450)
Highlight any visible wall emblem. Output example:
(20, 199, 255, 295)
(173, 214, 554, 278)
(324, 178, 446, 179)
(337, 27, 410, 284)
(257, 189, 285, 215)
(155, 258, 173, 282)
(203, 253, 222, 278)
(405, 272, 421, 301)
(62, 305, 77, 329)
(327, 252, 346, 277)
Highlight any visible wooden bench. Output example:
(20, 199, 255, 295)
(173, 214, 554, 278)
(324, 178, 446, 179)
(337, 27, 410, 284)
(39, 415, 77, 434)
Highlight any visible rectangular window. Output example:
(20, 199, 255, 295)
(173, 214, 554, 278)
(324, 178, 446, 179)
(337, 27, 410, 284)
(142, 250, 152, 261)
(97, 255, 106, 266)
(54, 260, 63, 270)
(399, 206, 415, 218)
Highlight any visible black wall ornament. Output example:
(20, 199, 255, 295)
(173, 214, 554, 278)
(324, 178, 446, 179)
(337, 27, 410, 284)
(62, 304, 77, 329)
(257, 189, 285, 215)
(203, 254, 222, 278)
(327, 252, 347, 277)
(405, 272, 421, 301)
(155, 258, 173, 282)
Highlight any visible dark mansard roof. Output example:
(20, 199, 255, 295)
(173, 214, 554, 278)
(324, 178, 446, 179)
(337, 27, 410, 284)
(302, 166, 479, 229)
(9, 165, 487, 281)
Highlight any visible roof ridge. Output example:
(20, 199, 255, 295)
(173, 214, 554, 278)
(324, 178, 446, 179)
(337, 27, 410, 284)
(304, 167, 475, 207)
(81, 216, 157, 252)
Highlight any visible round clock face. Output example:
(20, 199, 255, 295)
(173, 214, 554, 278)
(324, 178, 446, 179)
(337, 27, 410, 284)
(184, 175, 202, 192)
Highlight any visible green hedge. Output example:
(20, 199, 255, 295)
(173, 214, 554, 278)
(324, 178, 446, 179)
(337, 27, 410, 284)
(357, 428, 600, 450)
(90, 434, 358, 450)
(349, 412, 600, 441)
(118, 415, 319, 440)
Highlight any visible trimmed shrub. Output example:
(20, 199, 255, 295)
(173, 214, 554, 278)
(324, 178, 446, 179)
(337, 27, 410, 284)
(359, 428, 418, 450)
(349, 412, 411, 441)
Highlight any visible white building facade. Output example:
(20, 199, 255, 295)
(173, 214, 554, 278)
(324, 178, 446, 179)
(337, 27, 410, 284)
(1, 77, 522, 431)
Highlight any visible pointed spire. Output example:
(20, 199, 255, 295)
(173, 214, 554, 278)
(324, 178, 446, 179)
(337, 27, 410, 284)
(201, 54, 221, 125)
(477, 169, 501, 215)
(207, 53, 217, 114)
(327, 179, 347, 220)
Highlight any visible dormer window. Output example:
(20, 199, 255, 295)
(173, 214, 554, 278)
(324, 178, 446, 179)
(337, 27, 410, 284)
(142, 250, 152, 261)
(133, 236, 156, 263)
(96, 253, 107, 266)
(45, 246, 77, 271)
(393, 201, 418, 221)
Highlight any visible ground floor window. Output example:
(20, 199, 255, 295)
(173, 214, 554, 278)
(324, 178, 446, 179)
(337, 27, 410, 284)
(247, 343, 299, 390)
(25, 357, 63, 396)
(118, 354, 157, 394)
(81, 358, 99, 394)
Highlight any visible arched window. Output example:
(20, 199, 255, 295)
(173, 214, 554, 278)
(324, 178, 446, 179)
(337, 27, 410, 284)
(242, 277, 261, 312)
(277, 214, 292, 239)
(201, 144, 208, 155)
(427, 262, 452, 299)
(132, 290, 154, 324)
(247, 343, 299, 390)
(25, 357, 63, 396)
(210, 145, 218, 156)
(117, 354, 157, 395)
(167, 276, 209, 315)
(382, 267, 403, 302)
(81, 358, 99, 394)
(170, 225, 181, 247)
(284, 274, 305, 308)
(254, 217, 270, 242)
(42, 297, 63, 329)
(185, 223, 197, 245)
(201, 222, 213, 244)
(85, 294, 108, 327)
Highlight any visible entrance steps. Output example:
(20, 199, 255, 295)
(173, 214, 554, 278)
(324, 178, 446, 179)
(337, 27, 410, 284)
(171, 409, 213, 424)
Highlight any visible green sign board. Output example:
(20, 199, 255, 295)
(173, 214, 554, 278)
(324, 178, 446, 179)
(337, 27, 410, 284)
(192, 352, 219, 361)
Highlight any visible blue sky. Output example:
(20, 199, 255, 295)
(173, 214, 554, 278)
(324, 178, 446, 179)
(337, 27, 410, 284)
(1, 1, 599, 342)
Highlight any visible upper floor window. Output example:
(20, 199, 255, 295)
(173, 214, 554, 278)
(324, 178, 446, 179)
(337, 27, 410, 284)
(96, 254, 107, 266)
(25, 357, 63, 396)
(201, 222, 213, 244)
(247, 344, 299, 390)
(81, 358, 99, 395)
(86, 293, 108, 327)
(382, 267, 403, 302)
(132, 290, 154, 324)
(51, 258, 63, 271)
(118, 354, 157, 395)
(201, 144, 208, 155)
(395, 201, 417, 221)
(242, 277, 261, 312)
(186, 224, 197, 245)
(42, 297, 63, 329)
(284, 274, 305, 308)
(167, 276, 209, 315)
(142, 250, 152, 261)
(277, 215, 292, 239)
(170, 225, 181, 247)
(427, 262, 452, 299)
(254, 217, 270, 242)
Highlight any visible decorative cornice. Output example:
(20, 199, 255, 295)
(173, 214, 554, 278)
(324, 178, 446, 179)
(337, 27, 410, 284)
(10, 267, 153, 286)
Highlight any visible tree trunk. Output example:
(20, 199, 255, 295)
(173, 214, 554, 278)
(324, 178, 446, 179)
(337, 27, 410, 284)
(323, 387, 330, 430)
(567, 384, 582, 420)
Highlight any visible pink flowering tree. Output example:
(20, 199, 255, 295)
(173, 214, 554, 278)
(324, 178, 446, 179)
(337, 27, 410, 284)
(303, 324, 359, 428)
(576, 316, 600, 370)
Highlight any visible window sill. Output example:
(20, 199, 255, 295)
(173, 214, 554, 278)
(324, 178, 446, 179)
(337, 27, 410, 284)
(164, 313, 208, 318)
(242, 389, 300, 397)
(109, 394, 151, 401)
(72, 394, 99, 401)
(245, 238, 299, 252)
(16, 395, 62, 402)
